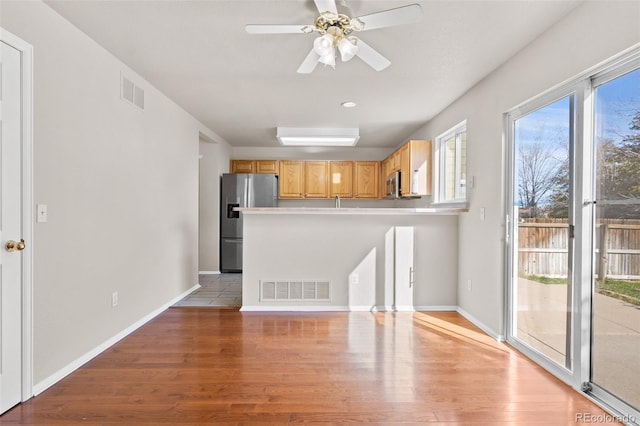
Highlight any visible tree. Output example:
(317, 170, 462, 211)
(547, 158, 569, 218)
(597, 110, 640, 219)
(517, 138, 567, 218)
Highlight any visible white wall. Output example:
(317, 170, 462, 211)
(242, 213, 458, 310)
(198, 138, 231, 273)
(1, 1, 219, 387)
(407, 0, 640, 336)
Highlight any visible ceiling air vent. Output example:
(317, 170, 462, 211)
(121, 73, 144, 110)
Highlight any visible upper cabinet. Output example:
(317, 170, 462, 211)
(256, 160, 279, 174)
(305, 161, 329, 198)
(279, 160, 304, 198)
(354, 161, 379, 199)
(230, 158, 382, 199)
(230, 159, 255, 173)
(399, 140, 432, 197)
(230, 159, 279, 174)
(329, 161, 353, 198)
(381, 139, 432, 198)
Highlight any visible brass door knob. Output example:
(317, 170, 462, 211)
(5, 239, 25, 252)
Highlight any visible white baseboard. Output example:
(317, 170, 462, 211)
(348, 305, 377, 312)
(456, 306, 505, 341)
(240, 305, 349, 312)
(32, 283, 201, 396)
(414, 305, 458, 312)
(199, 270, 220, 275)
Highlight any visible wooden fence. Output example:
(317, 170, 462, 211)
(518, 219, 640, 279)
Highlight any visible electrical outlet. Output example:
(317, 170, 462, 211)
(112, 292, 118, 307)
(350, 274, 359, 285)
(480, 207, 485, 221)
(467, 279, 472, 292)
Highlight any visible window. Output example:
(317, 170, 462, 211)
(435, 121, 467, 203)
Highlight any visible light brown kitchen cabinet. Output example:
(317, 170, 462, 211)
(391, 150, 401, 172)
(304, 161, 329, 198)
(230, 159, 255, 173)
(278, 161, 305, 198)
(329, 161, 353, 198)
(354, 161, 379, 198)
(399, 140, 432, 197)
(230, 159, 279, 174)
(256, 160, 279, 174)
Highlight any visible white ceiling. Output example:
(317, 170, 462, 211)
(44, 0, 582, 148)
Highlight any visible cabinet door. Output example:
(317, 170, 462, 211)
(392, 151, 401, 172)
(354, 161, 379, 198)
(394, 226, 415, 311)
(398, 140, 432, 196)
(230, 160, 255, 173)
(304, 161, 329, 198)
(329, 161, 353, 198)
(400, 144, 411, 196)
(278, 161, 304, 198)
(256, 160, 279, 175)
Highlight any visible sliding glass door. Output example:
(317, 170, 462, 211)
(508, 94, 575, 374)
(507, 57, 640, 422)
(591, 67, 640, 412)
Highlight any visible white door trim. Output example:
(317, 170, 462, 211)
(0, 27, 34, 403)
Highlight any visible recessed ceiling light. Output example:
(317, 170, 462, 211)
(341, 101, 357, 108)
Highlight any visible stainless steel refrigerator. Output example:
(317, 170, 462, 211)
(220, 173, 278, 272)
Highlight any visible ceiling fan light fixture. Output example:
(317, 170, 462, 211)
(313, 34, 334, 57)
(277, 127, 360, 147)
(318, 52, 336, 68)
(337, 37, 358, 62)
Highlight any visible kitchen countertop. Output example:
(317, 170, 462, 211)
(236, 207, 467, 215)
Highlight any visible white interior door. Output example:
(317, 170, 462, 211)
(0, 39, 24, 414)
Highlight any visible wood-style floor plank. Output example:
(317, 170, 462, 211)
(1, 308, 616, 424)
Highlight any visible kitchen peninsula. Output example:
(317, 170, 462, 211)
(238, 207, 466, 312)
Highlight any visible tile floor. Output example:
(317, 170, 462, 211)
(174, 273, 242, 307)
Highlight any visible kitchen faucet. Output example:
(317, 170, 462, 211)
(335, 195, 341, 208)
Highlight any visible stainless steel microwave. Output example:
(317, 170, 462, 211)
(385, 171, 400, 199)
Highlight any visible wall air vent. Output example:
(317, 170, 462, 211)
(121, 73, 144, 110)
(260, 280, 330, 302)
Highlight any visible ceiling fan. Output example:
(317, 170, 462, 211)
(245, 0, 423, 73)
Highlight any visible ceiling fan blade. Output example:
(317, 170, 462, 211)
(355, 39, 391, 71)
(314, 0, 338, 14)
(245, 24, 306, 34)
(297, 49, 321, 74)
(356, 4, 423, 32)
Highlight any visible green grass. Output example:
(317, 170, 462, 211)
(522, 274, 640, 306)
(597, 278, 640, 306)
(520, 274, 567, 285)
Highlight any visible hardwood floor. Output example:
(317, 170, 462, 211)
(1, 309, 613, 425)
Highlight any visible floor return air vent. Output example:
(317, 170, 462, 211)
(260, 280, 330, 302)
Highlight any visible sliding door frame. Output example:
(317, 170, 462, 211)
(505, 46, 640, 424)
(505, 83, 581, 386)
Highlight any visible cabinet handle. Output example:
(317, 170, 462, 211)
(409, 267, 414, 288)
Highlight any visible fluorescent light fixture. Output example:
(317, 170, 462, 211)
(276, 127, 359, 147)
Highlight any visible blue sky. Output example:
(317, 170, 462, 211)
(512, 68, 639, 209)
(595, 68, 639, 142)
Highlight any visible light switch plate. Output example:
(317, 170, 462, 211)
(37, 204, 48, 222)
